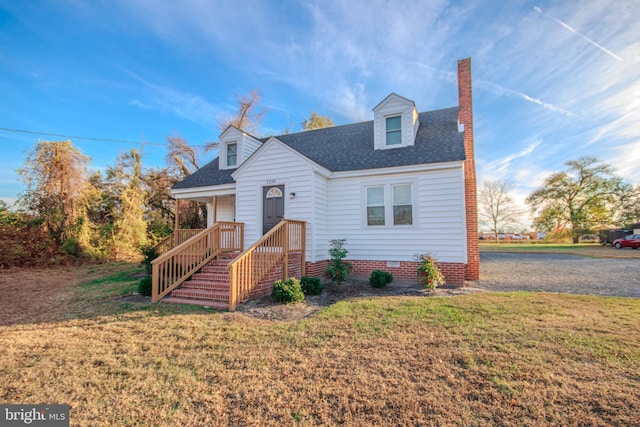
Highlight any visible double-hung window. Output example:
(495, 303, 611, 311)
(385, 115, 402, 146)
(226, 142, 237, 167)
(392, 184, 412, 225)
(365, 183, 414, 227)
(366, 186, 385, 226)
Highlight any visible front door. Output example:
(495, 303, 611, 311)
(263, 185, 285, 234)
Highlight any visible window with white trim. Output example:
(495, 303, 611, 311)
(366, 186, 385, 226)
(226, 142, 237, 167)
(364, 183, 414, 227)
(392, 184, 412, 225)
(385, 115, 402, 146)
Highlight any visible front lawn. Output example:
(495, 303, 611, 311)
(0, 266, 638, 425)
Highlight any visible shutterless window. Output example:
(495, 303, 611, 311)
(366, 186, 385, 226)
(385, 115, 402, 145)
(227, 143, 237, 167)
(393, 184, 412, 225)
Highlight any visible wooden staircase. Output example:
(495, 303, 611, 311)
(152, 220, 306, 310)
(162, 252, 238, 309)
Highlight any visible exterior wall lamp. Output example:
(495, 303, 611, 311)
(289, 192, 296, 199)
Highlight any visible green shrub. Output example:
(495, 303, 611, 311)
(61, 237, 80, 256)
(272, 277, 305, 304)
(138, 276, 152, 296)
(301, 276, 323, 295)
(140, 245, 159, 275)
(369, 270, 393, 288)
(325, 238, 353, 283)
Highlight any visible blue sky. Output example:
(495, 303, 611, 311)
(1, 0, 639, 229)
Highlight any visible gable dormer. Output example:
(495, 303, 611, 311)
(218, 126, 263, 170)
(373, 93, 420, 150)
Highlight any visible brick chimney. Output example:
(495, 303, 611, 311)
(458, 58, 479, 281)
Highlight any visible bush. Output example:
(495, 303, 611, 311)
(301, 276, 323, 295)
(272, 278, 305, 304)
(138, 276, 152, 296)
(325, 238, 353, 283)
(140, 246, 159, 275)
(416, 253, 445, 290)
(369, 270, 393, 288)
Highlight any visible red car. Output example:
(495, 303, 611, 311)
(613, 234, 640, 249)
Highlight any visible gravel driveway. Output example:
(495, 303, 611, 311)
(476, 252, 640, 298)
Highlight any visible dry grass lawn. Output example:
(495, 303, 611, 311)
(1, 264, 639, 426)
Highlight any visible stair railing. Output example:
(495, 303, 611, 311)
(151, 222, 244, 302)
(228, 219, 306, 310)
(153, 229, 204, 255)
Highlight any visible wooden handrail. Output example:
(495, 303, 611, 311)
(228, 219, 306, 310)
(151, 222, 244, 302)
(153, 229, 204, 255)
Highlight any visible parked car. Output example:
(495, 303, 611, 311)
(613, 234, 640, 249)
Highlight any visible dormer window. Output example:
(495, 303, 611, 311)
(385, 115, 402, 146)
(227, 142, 237, 167)
(373, 93, 419, 150)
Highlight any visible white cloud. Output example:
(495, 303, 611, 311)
(128, 99, 152, 110)
(121, 69, 222, 128)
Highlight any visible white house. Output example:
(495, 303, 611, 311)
(156, 58, 479, 309)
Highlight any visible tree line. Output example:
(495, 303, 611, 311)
(0, 92, 334, 268)
(479, 157, 640, 243)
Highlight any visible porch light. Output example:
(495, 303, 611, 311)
(289, 192, 296, 199)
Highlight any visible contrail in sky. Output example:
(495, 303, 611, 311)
(534, 6, 622, 61)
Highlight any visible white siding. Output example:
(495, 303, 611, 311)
(234, 141, 318, 260)
(216, 197, 235, 222)
(311, 172, 329, 262)
(327, 167, 467, 263)
(241, 134, 262, 163)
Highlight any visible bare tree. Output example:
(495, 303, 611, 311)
(216, 90, 266, 137)
(166, 136, 200, 177)
(479, 179, 523, 242)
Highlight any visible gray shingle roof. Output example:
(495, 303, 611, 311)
(172, 106, 464, 190)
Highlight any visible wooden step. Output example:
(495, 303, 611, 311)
(181, 280, 230, 291)
(164, 252, 236, 307)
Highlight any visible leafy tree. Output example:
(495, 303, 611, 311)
(302, 111, 334, 131)
(526, 157, 626, 243)
(613, 183, 640, 227)
(479, 179, 523, 242)
(18, 140, 94, 252)
(104, 149, 148, 259)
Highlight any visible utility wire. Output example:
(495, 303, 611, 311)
(0, 127, 216, 148)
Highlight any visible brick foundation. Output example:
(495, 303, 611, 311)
(305, 259, 466, 287)
(251, 253, 304, 299)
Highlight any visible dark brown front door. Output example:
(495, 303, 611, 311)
(263, 185, 285, 234)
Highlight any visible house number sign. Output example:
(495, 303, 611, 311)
(266, 179, 277, 184)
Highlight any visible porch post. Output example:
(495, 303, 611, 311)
(212, 195, 218, 224)
(174, 198, 180, 248)
(283, 221, 289, 279)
